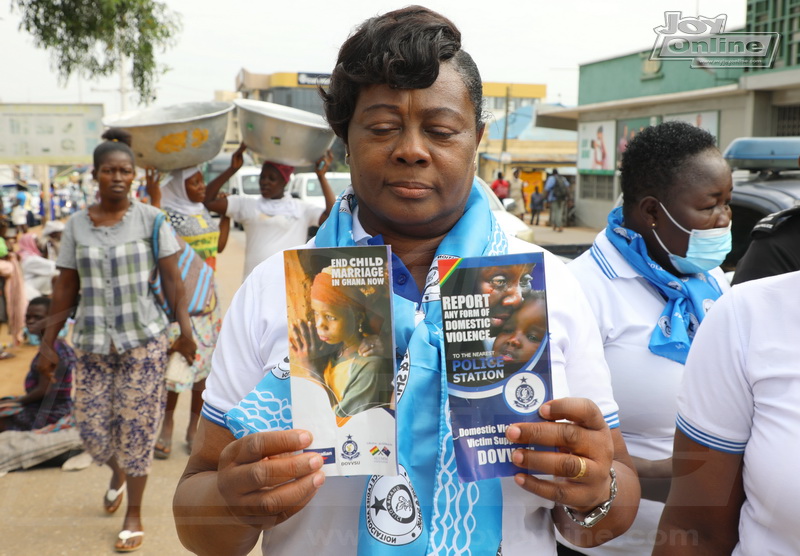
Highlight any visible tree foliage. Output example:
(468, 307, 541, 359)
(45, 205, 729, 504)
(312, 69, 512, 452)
(12, 0, 181, 104)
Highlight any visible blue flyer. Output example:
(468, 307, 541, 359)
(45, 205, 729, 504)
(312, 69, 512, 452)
(438, 252, 554, 483)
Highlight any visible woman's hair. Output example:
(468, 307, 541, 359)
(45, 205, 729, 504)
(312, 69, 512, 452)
(620, 120, 718, 210)
(321, 5, 484, 142)
(94, 128, 135, 168)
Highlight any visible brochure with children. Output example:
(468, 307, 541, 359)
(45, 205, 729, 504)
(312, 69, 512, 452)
(438, 251, 554, 482)
(282, 245, 397, 476)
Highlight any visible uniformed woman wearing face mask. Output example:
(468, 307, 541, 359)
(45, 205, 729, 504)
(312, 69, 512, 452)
(561, 120, 732, 556)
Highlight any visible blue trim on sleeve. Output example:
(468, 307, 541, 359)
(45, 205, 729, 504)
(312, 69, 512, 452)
(590, 244, 618, 280)
(676, 414, 747, 454)
(604, 411, 620, 429)
(201, 402, 228, 429)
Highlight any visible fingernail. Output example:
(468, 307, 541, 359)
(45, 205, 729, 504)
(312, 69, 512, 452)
(539, 404, 551, 419)
(512, 449, 523, 465)
(309, 455, 323, 470)
(506, 425, 521, 441)
(312, 471, 326, 488)
(514, 474, 525, 486)
(298, 431, 311, 445)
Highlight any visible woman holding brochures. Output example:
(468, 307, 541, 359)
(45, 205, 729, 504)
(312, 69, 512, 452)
(562, 121, 732, 556)
(173, 6, 639, 555)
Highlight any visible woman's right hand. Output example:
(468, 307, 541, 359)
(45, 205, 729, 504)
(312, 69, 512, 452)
(216, 429, 325, 529)
(230, 143, 247, 172)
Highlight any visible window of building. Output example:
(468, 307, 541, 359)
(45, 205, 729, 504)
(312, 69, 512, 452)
(776, 105, 800, 135)
(579, 173, 616, 201)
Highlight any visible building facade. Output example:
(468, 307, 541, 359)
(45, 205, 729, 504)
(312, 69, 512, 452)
(539, 0, 800, 228)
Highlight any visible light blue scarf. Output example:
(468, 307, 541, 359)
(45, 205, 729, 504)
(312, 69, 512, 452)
(315, 181, 508, 554)
(604, 207, 724, 364)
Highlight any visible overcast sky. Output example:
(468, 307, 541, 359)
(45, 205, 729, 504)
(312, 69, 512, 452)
(1, 0, 746, 117)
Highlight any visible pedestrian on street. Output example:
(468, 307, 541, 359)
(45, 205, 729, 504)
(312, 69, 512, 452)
(145, 146, 240, 460)
(35, 132, 196, 553)
(508, 167, 527, 220)
(204, 147, 336, 280)
(529, 185, 544, 225)
(491, 170, 510, 200)
(173, 6, 639, 555)
(545, 168, 569, 232)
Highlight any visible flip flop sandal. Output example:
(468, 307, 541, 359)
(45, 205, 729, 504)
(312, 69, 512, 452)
(115, 530, 144, 552)
(104, 482, 126, 514)
(154, 437, 171, 460)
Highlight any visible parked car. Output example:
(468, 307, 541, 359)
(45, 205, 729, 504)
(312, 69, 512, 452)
(722, 137, 800, 271)
(474, 176, 533, 243)
(286, 172, 353, 208)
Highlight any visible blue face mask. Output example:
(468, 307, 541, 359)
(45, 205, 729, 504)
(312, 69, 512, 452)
(652, 202, 732, 275)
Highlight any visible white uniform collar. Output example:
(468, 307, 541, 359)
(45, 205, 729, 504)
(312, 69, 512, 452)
(591, 229, 643, 280)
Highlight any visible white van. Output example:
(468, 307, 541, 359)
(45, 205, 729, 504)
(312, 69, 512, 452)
(286, 172, 353, 208)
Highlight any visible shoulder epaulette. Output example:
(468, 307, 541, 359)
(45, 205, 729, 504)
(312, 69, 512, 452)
(751, 203, 800, 238)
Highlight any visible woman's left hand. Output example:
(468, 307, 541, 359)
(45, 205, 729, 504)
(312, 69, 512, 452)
(169, 334, 197, 366)
(506, 397, 615, 513)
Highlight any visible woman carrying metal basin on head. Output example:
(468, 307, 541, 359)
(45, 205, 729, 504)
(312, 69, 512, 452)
(144, 145, 244, 460)
(204, 146, 336, 280)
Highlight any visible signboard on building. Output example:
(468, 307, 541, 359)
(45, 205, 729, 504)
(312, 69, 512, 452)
(297, 73, 331, 87)
(0, 103, 104, 164)
(615, 116, 662, 168)
(663, 111, 719, 142)
(578, 120, 615, 174)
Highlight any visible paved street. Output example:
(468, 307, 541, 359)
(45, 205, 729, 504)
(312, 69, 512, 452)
(0, 218, 600, 555)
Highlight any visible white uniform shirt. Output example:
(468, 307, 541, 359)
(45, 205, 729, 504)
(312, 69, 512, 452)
(203, 213, 620, 556)
(225, 195, 323, 278)
(563, 230, 729, 556)
(678, 271, 800, 556)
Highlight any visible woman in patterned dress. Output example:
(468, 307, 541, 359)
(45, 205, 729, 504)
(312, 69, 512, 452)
(146, 144, 244, 459)
(36, 132, 196, 552)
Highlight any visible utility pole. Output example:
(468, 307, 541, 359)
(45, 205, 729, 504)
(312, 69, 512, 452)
(91, 52, 131, 112)
(500, 85, 512, 174)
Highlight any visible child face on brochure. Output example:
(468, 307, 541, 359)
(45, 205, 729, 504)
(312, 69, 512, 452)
(478, 264, 533, 335)
(310, 299, 361, 348)
(493, 297, 547, 364)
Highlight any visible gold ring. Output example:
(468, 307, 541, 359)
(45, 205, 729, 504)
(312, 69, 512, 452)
(570, 456, 587, 480)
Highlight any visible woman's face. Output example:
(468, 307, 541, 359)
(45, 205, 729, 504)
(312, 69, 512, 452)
(493, 298, 547, 364)
(346, 62, 483, 239)
(260, 164, 287, 200)
(478, 264, 533, 335)
(92, 151, 135, 202)
(184, 171, 206, 203)
(311, 299, 361, 347)
(650, 149, 732, 263)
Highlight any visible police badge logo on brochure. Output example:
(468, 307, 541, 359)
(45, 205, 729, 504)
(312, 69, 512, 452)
(438, 251, 555, 482)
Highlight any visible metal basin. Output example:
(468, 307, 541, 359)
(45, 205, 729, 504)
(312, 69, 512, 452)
(235, 99, 335, 166)
(103, 101, 234, 171)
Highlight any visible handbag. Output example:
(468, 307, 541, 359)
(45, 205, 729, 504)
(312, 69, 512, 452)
(148, 212, 217, 321)
(165, 351, 195, 385)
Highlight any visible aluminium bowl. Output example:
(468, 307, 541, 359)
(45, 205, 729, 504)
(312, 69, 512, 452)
(235, 99, 335, 166)
(102, 101, 234, 171)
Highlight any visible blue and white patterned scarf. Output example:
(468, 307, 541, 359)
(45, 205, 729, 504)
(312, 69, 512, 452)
(315, 180, 508, 554)
(604, 207, 724, 364)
